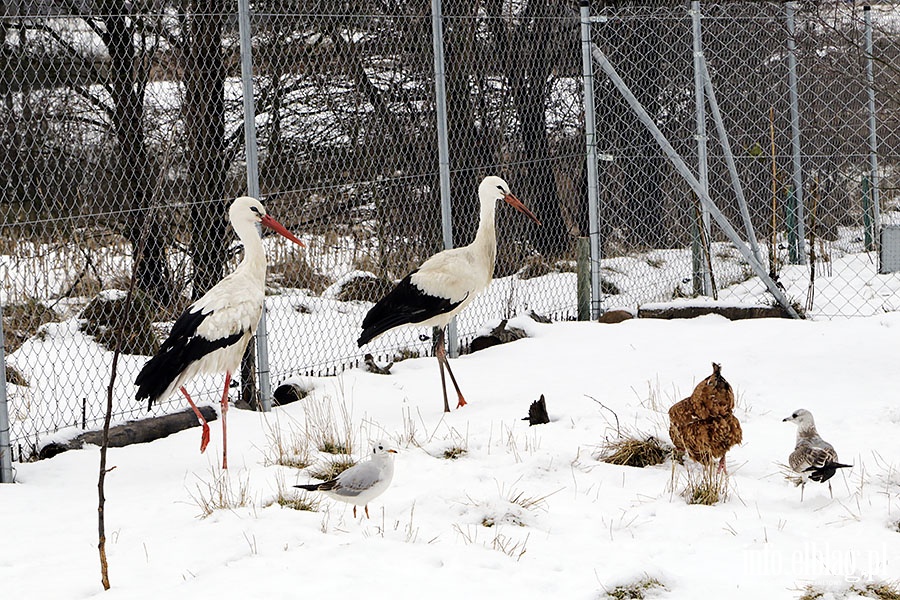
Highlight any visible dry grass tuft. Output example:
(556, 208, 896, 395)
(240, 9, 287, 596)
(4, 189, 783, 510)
(262, 420, 313, 469)
(307, 456, 357, 482)
(798, 581, 900, 600)
(265, 472, 321, 512)
(604, 576, 666, 599)
(303, 394, 354, 457)
(682, 462, 729, 506)
(189, 466, 252, 518)
(443, 445, 467, 460)
(600, 434, 673, 468)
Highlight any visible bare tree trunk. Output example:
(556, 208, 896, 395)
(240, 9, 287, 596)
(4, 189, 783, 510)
(101, 12, 175, 305)
(184, 0, 228, 299)
(485, 0, 569, 256)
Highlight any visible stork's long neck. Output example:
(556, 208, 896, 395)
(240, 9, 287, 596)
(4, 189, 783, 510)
(471, 197, 498, 279)
(233, 220, 268, 284)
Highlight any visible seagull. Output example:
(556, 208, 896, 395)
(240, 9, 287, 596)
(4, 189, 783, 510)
(135, 196, 304, 469)
(783, 408, 851, 500)
(295, 441, 398, 518)
(357, 176, 541, 412)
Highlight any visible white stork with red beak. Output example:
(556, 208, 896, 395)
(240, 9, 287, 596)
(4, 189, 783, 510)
(357, 176, 540, 412)
(135, 196, 304, 468)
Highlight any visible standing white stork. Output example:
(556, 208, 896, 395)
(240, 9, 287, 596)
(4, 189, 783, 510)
(135, 196, 304, 468)
(357, 176, 540, 412)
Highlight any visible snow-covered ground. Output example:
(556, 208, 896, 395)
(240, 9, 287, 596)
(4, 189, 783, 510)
(3, 313, 900, 599)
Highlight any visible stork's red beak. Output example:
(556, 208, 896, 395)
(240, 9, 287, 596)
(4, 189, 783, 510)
(504, 193, 541, 226)
(260, 214, 305, 247)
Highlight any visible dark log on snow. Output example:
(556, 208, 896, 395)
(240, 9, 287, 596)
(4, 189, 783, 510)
(39, 406, 217, 459)
(470, 319, 528, 353)
(638, 304, 792, 320)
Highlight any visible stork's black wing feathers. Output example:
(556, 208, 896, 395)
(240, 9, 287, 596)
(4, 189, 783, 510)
(135, 307, 244, 409)
(357, 270, 464, 347)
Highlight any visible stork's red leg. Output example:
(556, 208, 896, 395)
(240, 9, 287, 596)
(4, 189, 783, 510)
(433, 329, 451, 413)
(180, 386, 210, 453)
(442, 358, 467, 409)
(364, 505, 370, 519)
(717, 455, 727, 474)
(434, 328, 466, 409)
(221, 372, 231, 470)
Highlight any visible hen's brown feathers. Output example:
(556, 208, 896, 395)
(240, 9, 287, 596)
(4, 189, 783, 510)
(668, 363, 742, 465)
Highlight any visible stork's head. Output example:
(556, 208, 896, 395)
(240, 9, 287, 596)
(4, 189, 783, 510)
(229, 196, 305, 247)
(371, 440, 398, 459)
(783, 408, 815, 429)
(479, 176, 541, 225)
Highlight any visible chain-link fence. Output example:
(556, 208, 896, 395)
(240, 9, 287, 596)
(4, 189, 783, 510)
(2, 1, 899, 463)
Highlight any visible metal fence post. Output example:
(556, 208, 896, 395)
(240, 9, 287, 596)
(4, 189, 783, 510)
(431, 0, 458, 356)
(579, 0, 603, 319)
(864, 5, 881, 250)
(691, 0, 712, 296)
(590, 44, 801, 319)
(237, 0, 272, 411)
(0, 309, 14, 482)
(785, 1, 807, 264)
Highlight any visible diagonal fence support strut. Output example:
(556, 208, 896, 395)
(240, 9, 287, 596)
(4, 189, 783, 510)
(589, 44, 801, 319)
(698, 55, 764, 269)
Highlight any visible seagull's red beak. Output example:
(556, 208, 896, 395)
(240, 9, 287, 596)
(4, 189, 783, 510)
(260, 214, 305, 247)
(504, 193, 541, 226)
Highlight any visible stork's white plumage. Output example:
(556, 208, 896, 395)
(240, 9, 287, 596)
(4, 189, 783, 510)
(357, 176, 540, 412)
(135, 196, 304, 468)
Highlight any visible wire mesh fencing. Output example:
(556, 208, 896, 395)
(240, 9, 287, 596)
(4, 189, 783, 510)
(589, 2, 900, 316)
(1, 1, 899, 462)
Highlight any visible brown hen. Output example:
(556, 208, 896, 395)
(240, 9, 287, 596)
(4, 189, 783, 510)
(668, 363, 742, 472)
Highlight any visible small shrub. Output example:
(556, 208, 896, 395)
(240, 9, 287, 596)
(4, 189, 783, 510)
(600, 435, 672, 468)
(517, 256, 555, 280)
(337, 274, 395, 302)
(269, 253, 333, 294)
(3, 298, 59, 354)
(79, 289, 159, 355)
(605, 576, 666, 599)
(392, 348, 422, 363)
(601, 278, 622, 295)
(5, 364, 28, 387)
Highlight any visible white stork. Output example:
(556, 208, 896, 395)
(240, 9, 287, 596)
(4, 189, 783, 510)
(135, 196, 304, 468)
(357, 176, 540, 412)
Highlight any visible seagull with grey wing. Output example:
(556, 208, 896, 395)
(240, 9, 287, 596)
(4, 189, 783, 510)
(295, 441, 397, 518)
(783, 409, 851, 500)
